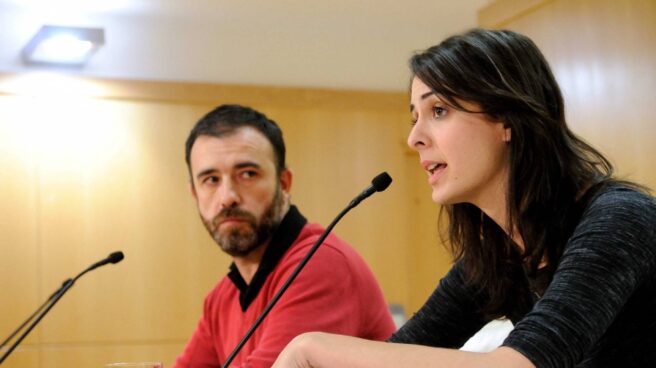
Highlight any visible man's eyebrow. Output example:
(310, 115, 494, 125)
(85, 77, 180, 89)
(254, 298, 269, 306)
(195, 161, 262, 180)
(196, 168, 217, 180)
(410, 91, 437, 112)
(234, 161, 261, 170)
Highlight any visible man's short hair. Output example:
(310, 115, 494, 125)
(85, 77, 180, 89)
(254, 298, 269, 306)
(185, 104, 286, 176)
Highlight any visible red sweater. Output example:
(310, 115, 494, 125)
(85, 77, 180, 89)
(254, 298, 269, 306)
(175, 218, 395, 368)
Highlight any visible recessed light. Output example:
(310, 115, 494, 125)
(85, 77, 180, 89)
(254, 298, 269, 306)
(22, 25, 105, 68)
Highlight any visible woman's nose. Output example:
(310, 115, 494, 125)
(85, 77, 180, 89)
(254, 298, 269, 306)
(407, 119, 429, 151)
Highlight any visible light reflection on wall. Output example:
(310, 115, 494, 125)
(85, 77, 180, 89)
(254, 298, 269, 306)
(0, 72, 108, 97)
(0, 73, 135, 178)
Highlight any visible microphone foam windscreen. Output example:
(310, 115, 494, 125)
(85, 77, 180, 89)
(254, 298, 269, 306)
(372, 172, 392, 192)
(109, 251, 125, 264)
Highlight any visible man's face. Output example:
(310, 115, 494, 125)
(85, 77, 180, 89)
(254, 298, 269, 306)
(189, 127, 291, 257)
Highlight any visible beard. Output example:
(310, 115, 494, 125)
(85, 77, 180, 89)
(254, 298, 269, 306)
(201, 186, 284, 257)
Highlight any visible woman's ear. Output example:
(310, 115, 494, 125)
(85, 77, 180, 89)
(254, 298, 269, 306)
(503, 126, 512, 143)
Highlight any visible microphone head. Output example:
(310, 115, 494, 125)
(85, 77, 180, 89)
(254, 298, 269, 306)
(371, 172, 392, 192)
(108, 251, 124, 264)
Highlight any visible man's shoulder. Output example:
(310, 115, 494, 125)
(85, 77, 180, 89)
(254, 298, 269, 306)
(204, 274, 237, 300)
(278, 222, 372, 276)
(292, 222, 360, 257)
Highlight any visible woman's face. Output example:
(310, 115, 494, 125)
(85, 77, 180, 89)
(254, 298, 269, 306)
(408, 77, 511, 208)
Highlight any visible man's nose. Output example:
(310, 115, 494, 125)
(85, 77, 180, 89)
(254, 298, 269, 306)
(218, 179, 241, 209)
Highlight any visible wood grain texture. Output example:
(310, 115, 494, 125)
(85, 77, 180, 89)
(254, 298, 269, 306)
(0, 77, 446, 367)
(481, 0, 656, 190)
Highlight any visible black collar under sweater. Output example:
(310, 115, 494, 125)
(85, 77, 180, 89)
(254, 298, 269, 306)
(227, 205, 307, 311)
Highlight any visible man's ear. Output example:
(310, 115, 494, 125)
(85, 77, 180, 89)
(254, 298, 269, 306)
(280, 168, 293, 196)
(189, 181, 198, 200)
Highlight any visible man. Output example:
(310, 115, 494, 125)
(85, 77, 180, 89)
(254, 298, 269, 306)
(175, 104, 396, 368)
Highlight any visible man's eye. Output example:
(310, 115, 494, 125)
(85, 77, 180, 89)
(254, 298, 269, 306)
(240, 170, 257, 179)
(203, 176, 219, 184)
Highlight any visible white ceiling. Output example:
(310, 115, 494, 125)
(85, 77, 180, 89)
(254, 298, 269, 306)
(0, 0, 490, 91)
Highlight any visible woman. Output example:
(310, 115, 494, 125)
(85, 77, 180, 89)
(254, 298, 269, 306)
(272, 29, 656, 367)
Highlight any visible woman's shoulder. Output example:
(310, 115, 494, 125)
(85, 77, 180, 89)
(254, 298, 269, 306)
(572, 181, 656, 250)
(583, 180, 655, 218)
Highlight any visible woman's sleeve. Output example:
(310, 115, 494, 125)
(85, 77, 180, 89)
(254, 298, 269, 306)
(388, 262, 488, 348)
(503, 188, 656, 367)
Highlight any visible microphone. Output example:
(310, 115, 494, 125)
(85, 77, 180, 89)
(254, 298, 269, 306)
(0, 251, 125, 365)
(349, 172, 393, 207)
(222, 172, 392, 368)
(85, 251, 125, 274)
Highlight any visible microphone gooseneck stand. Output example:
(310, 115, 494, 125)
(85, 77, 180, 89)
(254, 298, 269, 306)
(0, 279, 71, 352)
(222, 172, 392, 368)
(0, 251, 124, 365)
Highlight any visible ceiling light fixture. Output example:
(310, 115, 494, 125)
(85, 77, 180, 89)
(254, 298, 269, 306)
(22, 25, 105, 68)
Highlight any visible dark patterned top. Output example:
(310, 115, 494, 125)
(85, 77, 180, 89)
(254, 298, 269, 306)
(389, 185, 656, 367)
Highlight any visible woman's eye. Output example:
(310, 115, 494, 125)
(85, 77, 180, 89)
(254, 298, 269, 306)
(409, 105, 445, 126)
(432, 106, 447, 118)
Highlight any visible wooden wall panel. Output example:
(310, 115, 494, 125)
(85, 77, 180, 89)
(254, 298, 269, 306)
(0, 96, 43, 366)
(480, 0, 656, 189)
(0, 96, 225, 368)
(9, 1, 652, 364)
(0, 76, 448, 367)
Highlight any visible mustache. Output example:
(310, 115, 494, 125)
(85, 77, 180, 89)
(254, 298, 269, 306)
(211, 207, 257, 227)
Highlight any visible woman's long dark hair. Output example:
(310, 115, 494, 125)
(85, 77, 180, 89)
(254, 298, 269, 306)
(410, 29, 616, 318)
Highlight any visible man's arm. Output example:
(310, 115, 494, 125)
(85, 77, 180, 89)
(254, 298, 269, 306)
(174, 300, 221, 368)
